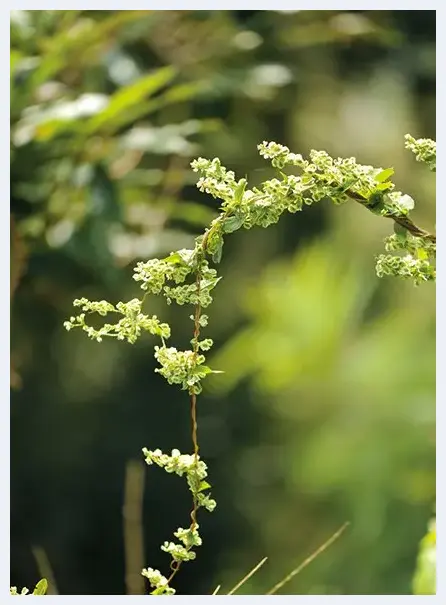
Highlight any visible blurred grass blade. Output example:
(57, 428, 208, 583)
(159, 81, 206, 104)
(211, 584, 221, 595)
(227, 557, 268, 595)
(266, 523, 349, 595)
(126, 81, 208, 122)
(32, 546, 57, 595)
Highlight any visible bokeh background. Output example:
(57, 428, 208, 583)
(10, 10, 436, 596)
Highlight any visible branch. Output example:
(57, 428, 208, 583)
(346, 188, 436, 243)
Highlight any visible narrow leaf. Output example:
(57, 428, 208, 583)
(375, 182, 393, 191)
(233, 179, 247, 204)
(212, 243, 223, 264)
(375, 168, 395, 182)
(87, 67, 177, 134)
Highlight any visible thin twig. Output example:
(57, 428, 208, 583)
(345, 189, 436, 242)
(166, 242, 207, 588)
(266, 522, 349, 595)
(227, 557, 268, 595)
(211, 584, 221, 595)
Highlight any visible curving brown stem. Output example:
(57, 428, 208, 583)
(166, 236, 209, 588)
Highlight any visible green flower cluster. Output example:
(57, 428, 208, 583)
(141, 568, 176, 596)
(376, 253, 435, 285)
(376, 227, 436, 284)
(193, 136, 435, 286)
(141, 448, 215, 593)
(405, 134, 436, 172)
(133, 249, 195, 293)
(154, 346, 217, 394)
(142, 448, 216, 513)
(257, 141, 394, 204)
(63, 298, 170, 344)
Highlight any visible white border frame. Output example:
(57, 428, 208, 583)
(4, 3, 442, 602)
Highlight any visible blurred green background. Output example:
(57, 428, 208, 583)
(10, 10, 435, 595)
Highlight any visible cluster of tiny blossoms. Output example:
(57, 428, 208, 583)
(191, 135, 435, 286)
(64, 247, 220, 384)
(376, 229, 436, 285)
(140, 448, 215, 594)
(143, 448, 216, 513)
(63, 298, 170, 344)
(375, 136, 436, 283)
(154, 345, 215, 394)
(10, 587, 30, 595)
(192, 141, 399, 239)
(405, 134, 436, 172)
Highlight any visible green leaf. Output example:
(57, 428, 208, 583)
(164, 249, 196, 267)
(197, 365, 215, 375)
(198, 480, 212, 492)
(375, 168, 395, 182)
(212, 239, 224, 264)
(207, 231, 224, 264)
(177, 249, 196, 266)
(200, 276, 222, 290)
(233, 179, 247, 204)
(375, 182, 393, 192)
(33, 579, 48, 595)
(158, 81, 206, 104)
(112, 82, 209, 127)
(417, 248, 429, 260)
(393, 222, 408, 239)
(222, 214, 244, 234)
(164, 251, 183, 265)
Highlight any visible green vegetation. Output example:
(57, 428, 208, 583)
(63, 135, 435, 594)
